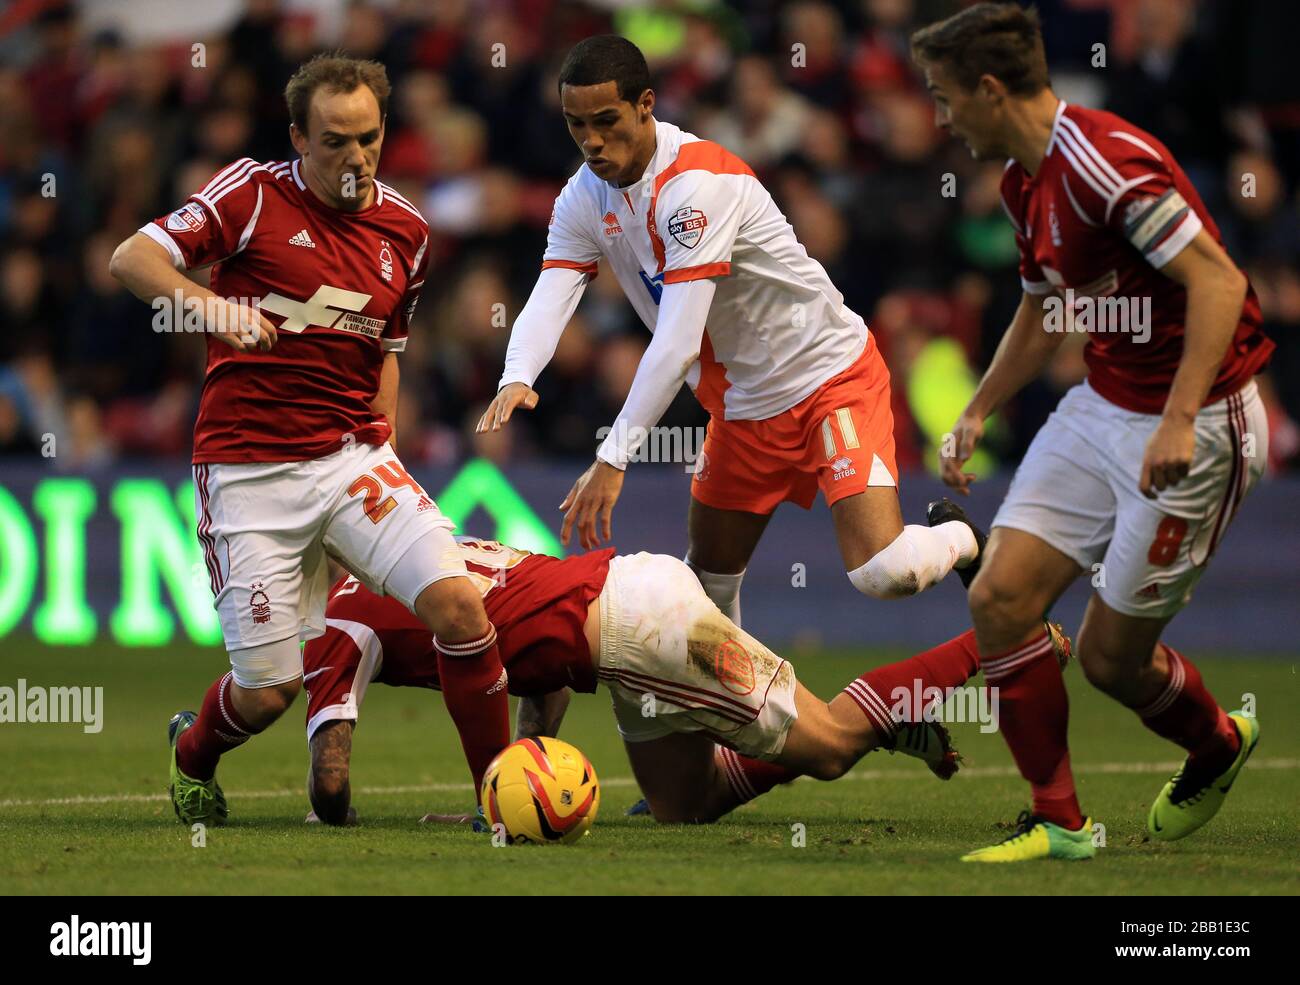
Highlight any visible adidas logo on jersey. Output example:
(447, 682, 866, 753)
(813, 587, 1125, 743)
(415, 494, 435, 513)
(289, 228, 316, 248)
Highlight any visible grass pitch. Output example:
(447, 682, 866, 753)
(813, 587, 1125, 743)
(2, 640, 1296, 895)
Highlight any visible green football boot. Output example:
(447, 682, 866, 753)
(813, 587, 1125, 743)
(1148, 712, 1259, 841)
(168, 710, 228, 826)
(961, 810, 1095, 862)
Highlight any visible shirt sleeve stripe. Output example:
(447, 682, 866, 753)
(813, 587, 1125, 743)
(138, 222, 186, 269)
(541, 258, 598, 277)
(1057, 116, 1125, 188)
(663, 261, 731, 283)
(1108, 130, 1163, 161)
(200, 158, 257, 200)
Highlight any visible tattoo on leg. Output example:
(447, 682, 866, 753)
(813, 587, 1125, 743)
(308, 721, 353, 825)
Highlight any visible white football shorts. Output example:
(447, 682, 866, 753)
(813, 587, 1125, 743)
(193, 442, 463, 686)
(596, 552, 799, 759)
(992, 379, 1267, 619)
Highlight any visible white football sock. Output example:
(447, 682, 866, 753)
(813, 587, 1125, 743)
(847, 522, 976, 599)
(688, 563, 745, 626)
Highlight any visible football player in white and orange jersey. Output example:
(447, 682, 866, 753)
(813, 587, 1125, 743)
(479, 35, 982, 629)
(912, 3, 1272, 860)
(110, 54, 510, 829)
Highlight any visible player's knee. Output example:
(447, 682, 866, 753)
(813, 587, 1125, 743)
(968, 571, 1036, 631)
(1076, 633, 1143, 698)
(263, 677, 301, 714)
(417, 576, 490, 640)
(848, 534, 921, 600)
(232, 675, 300, 728)
(1078, 648, 1122, 695)
(807, 738, 858, 781)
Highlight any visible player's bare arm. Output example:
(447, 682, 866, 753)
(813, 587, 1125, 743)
(307, 720, 357, 826)
(371, 351, 400, 448)
(942, 291, 1063, 493)
(514, 689, 571, 740)
(109, 233, 279, 352)
(1138, 230, 1249, 498)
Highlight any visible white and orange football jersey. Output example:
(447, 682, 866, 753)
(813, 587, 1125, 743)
(538, 120, 868, 421)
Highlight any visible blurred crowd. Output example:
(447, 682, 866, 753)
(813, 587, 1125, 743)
(1, 0, 1297, 474)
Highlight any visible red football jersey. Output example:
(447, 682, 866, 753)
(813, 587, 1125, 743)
(141, 158, 430, 463)
(1001, 103, 1273, 413)
(301, 542, 614, 733)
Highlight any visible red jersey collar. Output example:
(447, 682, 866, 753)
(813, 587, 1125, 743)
(290, 158, 384, 216)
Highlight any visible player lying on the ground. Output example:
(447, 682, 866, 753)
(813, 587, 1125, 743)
(911, 3, 1270, 861)
(301, 538, 1065, 826)
(479, 34, 981, 628)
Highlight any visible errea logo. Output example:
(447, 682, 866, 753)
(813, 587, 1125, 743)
(50, 915, 151, 965)
(831, 456, 856, 480)
(602, 211, 623, 237)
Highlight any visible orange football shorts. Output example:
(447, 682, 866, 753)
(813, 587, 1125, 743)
(690, 337, 898, 515)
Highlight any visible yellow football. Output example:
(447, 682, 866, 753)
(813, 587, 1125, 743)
(481, 737, 600, 844)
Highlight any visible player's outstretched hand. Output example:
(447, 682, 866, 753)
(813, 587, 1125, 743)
(215, 299, 278, 353)
(1139, 414, 1195, 499)
(941, 412, 984, 495)
(477, 382, 539, 433)
(559, 458, 625, 549)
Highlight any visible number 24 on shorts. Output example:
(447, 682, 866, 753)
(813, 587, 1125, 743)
(348, 460, 424, 524)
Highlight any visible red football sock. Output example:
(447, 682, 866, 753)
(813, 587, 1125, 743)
(841, 629, 982, 741)
(716, 746, 796, 804)
(436, 626, 511, 798)
(1136, 645, 1240, 775)
(981, 629, 1084, 830)
(176, 671, 259, 781)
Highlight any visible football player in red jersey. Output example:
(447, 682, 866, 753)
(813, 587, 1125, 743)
(911, 4, 1272, 861)
(110, 55, 510, 827)
(298, 538, 1041, 827)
